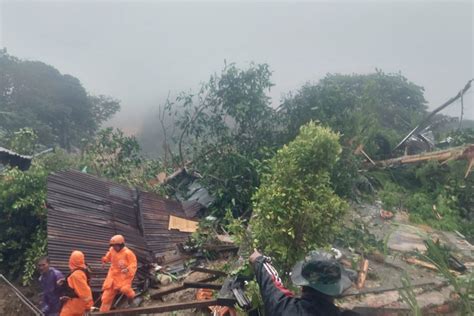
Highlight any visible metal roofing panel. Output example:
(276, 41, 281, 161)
(0, 146, 32, 170)
(46, 170, 195, 292)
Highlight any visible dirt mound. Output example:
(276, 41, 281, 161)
(0, 280, 38, 316)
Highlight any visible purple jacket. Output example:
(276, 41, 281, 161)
(39, 267, 64, 315)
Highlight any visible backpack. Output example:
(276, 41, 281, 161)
(61, 264, 92, 299)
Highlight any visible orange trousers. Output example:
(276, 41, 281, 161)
(60, 298, 90, 316)
(99, 284, 135, 312)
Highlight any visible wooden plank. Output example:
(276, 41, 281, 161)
(92, 298, 236, 315)
(356, 259, 369, 289)
(184, 281, 223, 290)
(149, 275, 221, 299)
(190, 266, 228, 277)
(342, 280, 444, 297)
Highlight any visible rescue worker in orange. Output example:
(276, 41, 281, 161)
(100, 235, 137, 312)
(59, 251, 93, 316)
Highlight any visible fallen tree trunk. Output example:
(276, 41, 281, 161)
(370, 144, 474, 178)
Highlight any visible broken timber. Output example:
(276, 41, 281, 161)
(91, 299, 236, 315)
(371, 144, 474, 178)
(394, 79, 473, 151)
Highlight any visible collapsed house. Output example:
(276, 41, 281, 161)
(46, 170, 203, 291)
(0, 147, 32, 171)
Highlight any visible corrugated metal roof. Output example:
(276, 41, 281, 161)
(0, 147, 32, 170)
(47, 170, 196, 292)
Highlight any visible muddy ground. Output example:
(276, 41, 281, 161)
(0, 279, 40, 316)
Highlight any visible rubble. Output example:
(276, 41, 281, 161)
(337, 202, 474, 314)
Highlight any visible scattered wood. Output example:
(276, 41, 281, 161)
(355, 144, 376, 166)
(184, 281, 223, 290)
(168, 215, 199, 233)
(149, 274, 221, 299)
(342, 280, 444, 297)
(432, 205, 442, 220)
(190, 267, 228, 277)
(91, 298, 236, 315)
(405, 257, 438, 271)
(371, 144, 474, 178)
(404, 257, 461, 275)
(380, 209, 394, 220)
(356, 259, 369, 289)
(216, 234, 234, 244)
(394, 79, 473, 151)
(351, 306, 411, 315)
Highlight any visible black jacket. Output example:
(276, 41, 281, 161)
(253, 256, 357, 316)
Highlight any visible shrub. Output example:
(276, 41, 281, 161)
(250, 122, 348, 274)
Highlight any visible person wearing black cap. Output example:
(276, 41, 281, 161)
(249, 249, 358, 316)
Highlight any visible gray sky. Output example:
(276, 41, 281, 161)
(1, 0, 473, 134)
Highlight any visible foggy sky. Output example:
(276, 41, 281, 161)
(1, 0, 473, 134)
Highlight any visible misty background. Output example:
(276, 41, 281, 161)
(1, 0, 473, 152)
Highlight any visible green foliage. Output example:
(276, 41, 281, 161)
(197, 150, 259, 218)
(444, 128, 474, 146)
(399, 274, 422, 316)
(279, 71, 427, 159)
(9, 128, 38, 155)
(0, 49, 120, 149)
(0, 128, 77, 281)
(22, 228, 47, 285)
(163, 63, 279, 217)
(82, 128, 141, 181)
(81, 127, 168, 193)
(186, 217, 221, 259)
(251, 122, 348, 274)
(407, 193, 460, 231)
(375, 160, 473, 240)
(335, 221, 384, 255)
(0, 164, 48, 278)
(421, 240, 473, 314)
(379, 182, 405, 210)
(331, 147, 364, 198)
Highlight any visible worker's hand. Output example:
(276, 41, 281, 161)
(249, 249, 263, 264)
(56, 278, 65, 286)
(121, 268, 129, 274)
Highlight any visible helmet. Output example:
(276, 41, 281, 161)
(110, 234, 125, 245)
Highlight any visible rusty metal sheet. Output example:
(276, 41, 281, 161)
(47, 170, 195, 292)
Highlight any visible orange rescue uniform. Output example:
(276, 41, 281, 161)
(60, 251, 93, 316)
(99, 246, 137, 311)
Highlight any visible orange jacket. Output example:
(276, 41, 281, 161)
(60, 251, 93, 316)
(101, 246, 137, 290)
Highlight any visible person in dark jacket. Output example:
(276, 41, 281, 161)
(250, 249, 358, 316)
(38, 256, 64, 316)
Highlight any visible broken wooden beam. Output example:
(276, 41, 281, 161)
(356, 259, 369, 289)
(394, 79, 473, 151)
(183, 281, 223, 290)
(149, 275, 221, 299)
(190, 266, 228, 277)
(405, 257, 461, 275)
(371, 144, 474, 178)
(91, 298, 236, 315)
(342, 280, 445, 297)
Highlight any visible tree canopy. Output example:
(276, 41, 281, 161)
(0, 49, 120, 149)
(279, 71, 428, 159)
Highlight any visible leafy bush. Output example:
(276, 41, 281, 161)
(251, 122, 348, 274)
(407, 193, 460, 231)
(379, 182, 405, 210)
(0, 164, 48, 278)
(374, 160, 473, 240)
(22, 228, 47, 285)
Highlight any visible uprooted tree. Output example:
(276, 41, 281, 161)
(250, 122, 348, 274)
